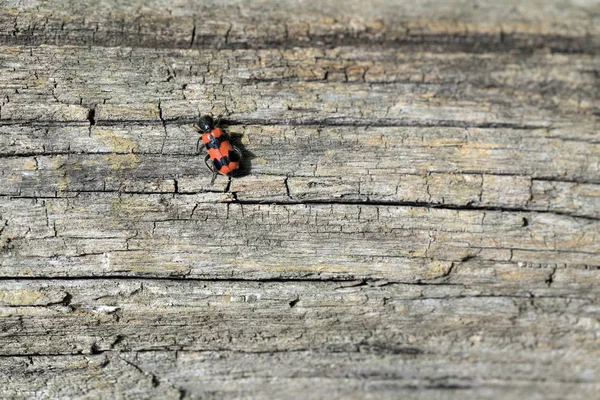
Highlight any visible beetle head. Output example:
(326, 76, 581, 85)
(198, 115, 215, 133)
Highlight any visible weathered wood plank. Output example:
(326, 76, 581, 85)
(0, 279, 598, 398)
(1, 0, 599, 399)
(1, 124, 599, 218)
(0, 278, 597, 356)
(1, 0, 599, 52)
(1, 46, 598, 128)
(2, 351, 598, 400)
(1, 194, 598, 280)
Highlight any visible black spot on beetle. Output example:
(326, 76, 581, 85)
(213, 156, 231, 171)
(205, 138, 220, 150)
(205, 135, 222, 150)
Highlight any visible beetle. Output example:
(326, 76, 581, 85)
(194, 115, 241, 184)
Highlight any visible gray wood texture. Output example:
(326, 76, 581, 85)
(1, 0, 599, 398)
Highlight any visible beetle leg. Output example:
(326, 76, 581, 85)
(204, 154, 218, 185)
(196, 137, 204, 155)
(224, 176, 233, 193)
(204, 154, 215, 172)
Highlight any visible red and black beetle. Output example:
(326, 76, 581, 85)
(195, 115, 241, 184)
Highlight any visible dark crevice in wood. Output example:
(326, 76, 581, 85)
(0, 318, 589, 359)
(545, 266, 558, 287)
(157, 100, 165, 126)
(86, 107, 96, 126)
(423, 383, 473, 391)
(283, 176, 292, 199)
(288, 298, 300, 308)
(189, 23, 196, 48)
(1, 292, 72, 308)
(228, 198, 600, 221)
(0, 117, 548, 130)
(0, 159, 596, 187)
(0, 32, 598, 55)
(204, 118, 547, 130)
(0, 151, 136, 158)
(0, 276, 462, 285)
(0, 276, 595, 291)
(0, 190, 597, 219)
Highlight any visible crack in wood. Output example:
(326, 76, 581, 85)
(2, 29, 598, 55)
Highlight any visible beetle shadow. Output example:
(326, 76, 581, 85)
(224, 130, 255, 179)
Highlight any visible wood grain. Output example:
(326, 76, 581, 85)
(1, 0, 599, 398)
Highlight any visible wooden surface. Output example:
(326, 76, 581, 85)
(1, 0, 599, 398)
